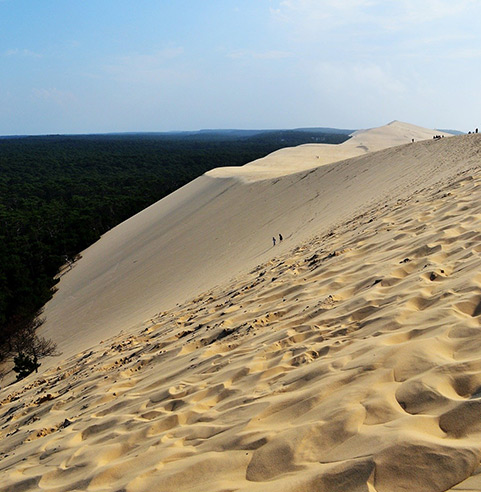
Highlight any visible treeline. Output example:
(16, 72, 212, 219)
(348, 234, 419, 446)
(0, 130, 350, 370)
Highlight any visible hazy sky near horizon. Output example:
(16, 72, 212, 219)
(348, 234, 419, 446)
(1, 0, 481, 135)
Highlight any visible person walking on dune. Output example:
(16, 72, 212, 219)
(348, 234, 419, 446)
(272, 237, 276, 246)
(279, 233, 283, 242)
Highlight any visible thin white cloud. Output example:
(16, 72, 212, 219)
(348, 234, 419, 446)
(395, 32, 479, 61)
(110, 47, 183, 66)
(272, 0, 376, 27)
(269, 0, 481, 69)
(227, 49, 291, 60)
(4, 48, 43, 58)
(272, 0, 479, 31)
(103, 47, 190, 85)
(397, 0, 477, 23)
(352, 63, 405, 93)
(444, 47, 481, 60)
(107, 46, 184, 71)
(311, 61, 406, 95)
(31, 88, 78, 107)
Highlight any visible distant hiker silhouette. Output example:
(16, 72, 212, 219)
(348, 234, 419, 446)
(279, 233, 283, 242)
(272, 237, 276, 246)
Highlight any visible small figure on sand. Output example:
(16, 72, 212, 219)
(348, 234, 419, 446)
(272, 237, 276, 246)
(279, 233, 283, 242)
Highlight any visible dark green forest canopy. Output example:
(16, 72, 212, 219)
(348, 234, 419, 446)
(0, 129, 351, 353)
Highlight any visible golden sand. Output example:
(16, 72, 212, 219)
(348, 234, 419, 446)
(2, 124, 481, 491)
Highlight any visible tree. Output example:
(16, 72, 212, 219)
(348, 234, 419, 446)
(3, 309, 59, 380)
(13, 353, 39, 380)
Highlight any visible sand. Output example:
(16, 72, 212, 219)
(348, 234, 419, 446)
(2, 122, 481, 491)
(208, 120, 450, 180)
(37, 121, 452, 365)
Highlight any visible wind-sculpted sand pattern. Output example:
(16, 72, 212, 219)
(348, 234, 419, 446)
(3, 170, 481, 491)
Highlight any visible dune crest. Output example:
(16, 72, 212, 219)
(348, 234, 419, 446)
(207, 120, 452, 181)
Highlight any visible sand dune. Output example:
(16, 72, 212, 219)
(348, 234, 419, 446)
(38, 121, 453, 364)
(208, 120, 451, 180)
(4, 123, 481, 491)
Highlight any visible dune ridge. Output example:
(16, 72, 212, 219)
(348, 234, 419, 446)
(207, 120, 452, 180)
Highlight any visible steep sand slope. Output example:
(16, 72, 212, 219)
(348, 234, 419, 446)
(2, 133, 481, 491)
(39, 122, 453, 363)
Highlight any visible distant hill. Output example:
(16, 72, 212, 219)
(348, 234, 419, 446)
(89, 128, 353, 146)
(0, 128, 355, 143)
(437, 129, 465, 135)
(292, 127, 355, 135)
(155, 127, 355, 143)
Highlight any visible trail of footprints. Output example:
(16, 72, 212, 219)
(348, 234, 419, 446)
(2, 169, 481, 491)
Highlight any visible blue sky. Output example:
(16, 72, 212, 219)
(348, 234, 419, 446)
(1, 0, 481, 135)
